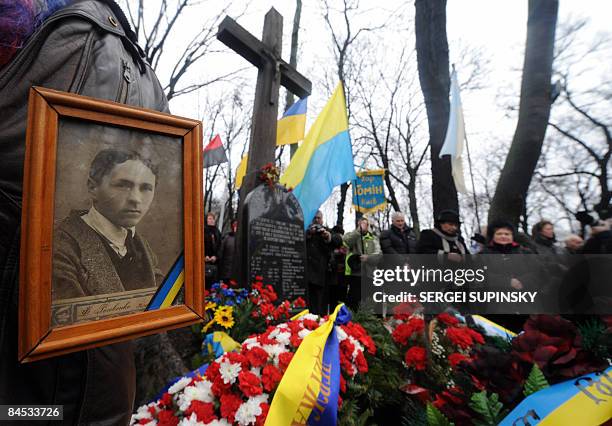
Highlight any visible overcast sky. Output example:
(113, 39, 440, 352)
(129, 0, 612, 230)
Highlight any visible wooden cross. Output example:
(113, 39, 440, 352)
(217, 8, 312, 196)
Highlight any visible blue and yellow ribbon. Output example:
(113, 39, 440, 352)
(499, 366, 612, 425)
(147, 254, 184, 310)
(265, 304, 351, 426)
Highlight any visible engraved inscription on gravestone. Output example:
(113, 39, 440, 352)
(243, 183, 306, 300)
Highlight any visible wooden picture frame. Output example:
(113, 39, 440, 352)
(19, 87, 204, 362)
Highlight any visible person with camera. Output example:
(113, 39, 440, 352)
(306, 211, 342, 314)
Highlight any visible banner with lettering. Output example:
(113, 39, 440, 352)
(352, 169, 387, 214)
(265, 304, 351, 426)
(499, 366, 612, 426)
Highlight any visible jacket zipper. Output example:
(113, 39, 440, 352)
(116, 59, 132, 103)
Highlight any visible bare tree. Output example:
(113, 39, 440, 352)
(519, 18, 611, 234)
(321, 0, 392, 227)
(121, 0, 248, 100)
(353, 45, 429, 233)
(488, 0, 559, 225)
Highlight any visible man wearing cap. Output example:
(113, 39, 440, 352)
(417, 209, 468, 263)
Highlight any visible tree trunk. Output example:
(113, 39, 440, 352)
(488, 0, 559, 225)
(414, 0, 457, 218)
(336, 182, 349, 228)
(408, 173, 420, 236)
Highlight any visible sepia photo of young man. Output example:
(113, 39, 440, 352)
(52, 149, 163, 301)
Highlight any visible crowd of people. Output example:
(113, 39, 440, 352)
(203, 207, 611, 317)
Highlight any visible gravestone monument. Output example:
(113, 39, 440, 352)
(241, 183, 306, 300)
(217, 9, 311, 285)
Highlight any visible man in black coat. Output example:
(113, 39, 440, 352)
(417, 210, 468, 262)
(380, 211, 417, 254)
(306, 211, 342, 314)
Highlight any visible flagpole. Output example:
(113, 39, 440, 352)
(464, 133, 481, 230)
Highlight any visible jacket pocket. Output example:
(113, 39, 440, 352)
(115, 58, 132, 103)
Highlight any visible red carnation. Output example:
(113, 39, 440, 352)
(211, 374, 231, 396)
(405, 346, 427, 370)
(185, 401, 217, 424)
(255, 403, 270, 426)
(226, 352, 248, 369)
(340, 355, 356, 376)
(446, 327, 474, 349)
(466, 327, 484, 345)
(278, 352, 294, 371)
(262, 364, 283, 392)
(159, 392, 173, 407)
(355, 351, 368, 373)
(448, 352, 469, 368)
(339, 374, 347, 393)
(239, 370, 263, 397)
(205, 361, 221, 382)
(293, 297, 307, 308)
(157, 410, 179, 426)
(437, 312, 460, 326)
(290, 334, 302, 348)
(303, 319, 319, 330)
(220, 393, 243, 423)
(392, 322, 417, 346)
(340, 339, 355, 359)
(246, 346, 269, 368)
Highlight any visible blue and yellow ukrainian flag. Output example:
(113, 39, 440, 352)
(280, 83, 356, 227)
(277, 97, 308, 146)
(499, 366, 612, 425)
(265, 304, 350, 426)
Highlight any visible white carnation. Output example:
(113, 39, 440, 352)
(250, 366, 262, 376)
(178, 413, 205, 426)
(178, 380, 214, 411)
(132, 403, 154, 420)
(242, 337, 259, 349)
(298, 329, 312, 339)
(234, 395, 268, 425)
(349, 336, 364, 360)
(335, 326, 348, 342)
(302, 313, 320, 322)
(219, 359, 242, 384)
(168, 376, 192, 394)
(263, 344, 285, 360)
(205, 420, 232, 426)
(275, 331, 291, 346)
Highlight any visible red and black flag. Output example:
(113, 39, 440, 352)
(203, 134, 228, 168)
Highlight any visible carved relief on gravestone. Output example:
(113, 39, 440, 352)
(242, 183, 306, 300)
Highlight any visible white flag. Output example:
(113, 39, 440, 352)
(439, 69, 467, 193)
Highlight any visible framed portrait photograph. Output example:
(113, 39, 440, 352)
(19, 87, 204, 362)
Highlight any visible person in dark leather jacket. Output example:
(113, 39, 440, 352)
(0, 1, 169, 424)
(380, 211, 417, 254)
